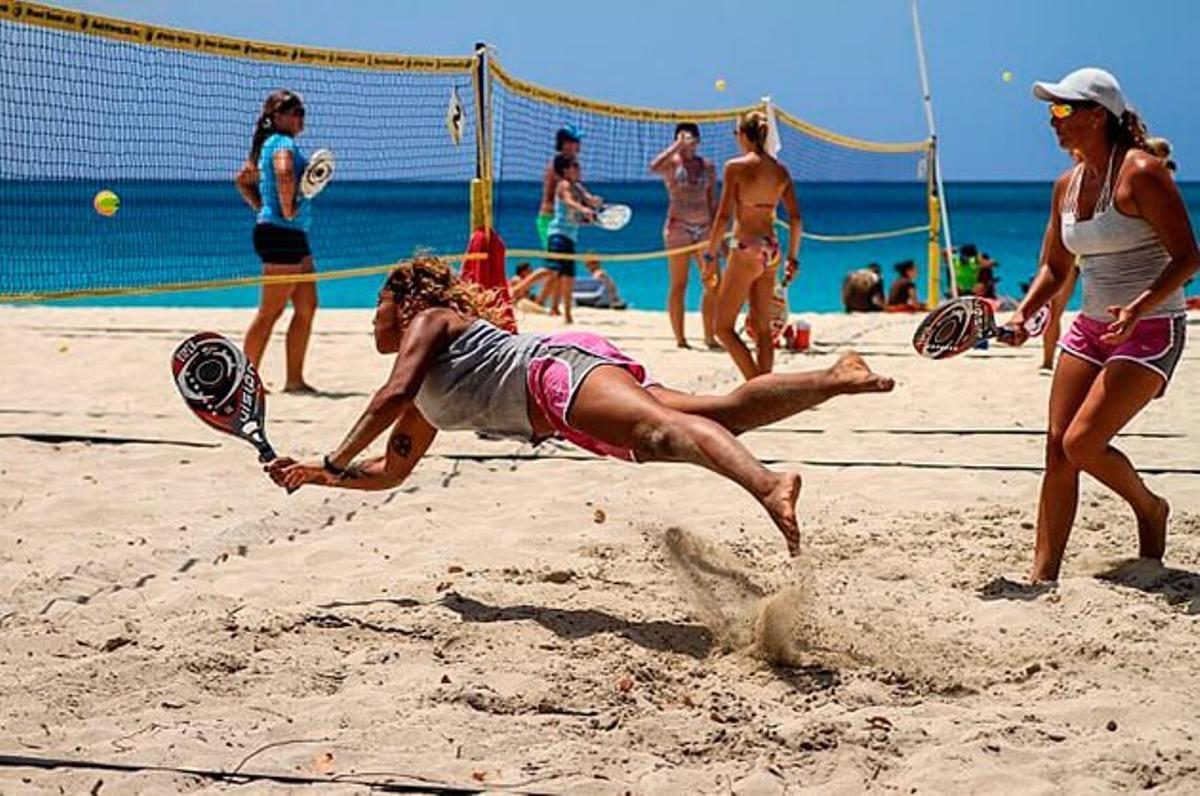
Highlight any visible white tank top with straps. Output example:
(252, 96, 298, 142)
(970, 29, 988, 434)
(1060, 149, 1185, 320)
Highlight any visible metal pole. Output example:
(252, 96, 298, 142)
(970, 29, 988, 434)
(911, 0, 956, 301)
(470, 41, 491, 231)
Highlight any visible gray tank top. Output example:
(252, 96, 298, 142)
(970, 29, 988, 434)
(1060, 150, 1185, 320)
(414, 320, 546, 440)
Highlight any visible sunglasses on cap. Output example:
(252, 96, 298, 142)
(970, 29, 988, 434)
(1049, 100, 1097, 119)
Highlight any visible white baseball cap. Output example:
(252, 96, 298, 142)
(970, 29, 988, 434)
(1033, 67, 1127, 117)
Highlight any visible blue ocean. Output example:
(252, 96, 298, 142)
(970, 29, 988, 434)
(2, 181, 1197, 310)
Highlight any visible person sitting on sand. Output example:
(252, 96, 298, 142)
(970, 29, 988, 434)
(266, 256, 895, 557)
(583, 257, 627, 310)
(509, 262, 552, 302)
(842, 263, 884, 312)
(886, 260, 925, 311)
(1004, 67, 1198, 581)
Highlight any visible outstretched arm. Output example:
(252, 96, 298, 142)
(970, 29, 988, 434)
(266, 310, 451, 490)
(558, 181, 597, 217)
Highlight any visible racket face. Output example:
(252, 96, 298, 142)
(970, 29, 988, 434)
(595, 204, 632, 231)
(1025, 305, 1051, 337)
(912, 298, 990, 359)
(172, 332, 276, 461)
(300, 149, 335, 199)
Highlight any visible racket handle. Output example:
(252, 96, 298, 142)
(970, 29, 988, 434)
(257, 444, 298, 494)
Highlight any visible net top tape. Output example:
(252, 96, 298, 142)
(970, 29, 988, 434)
(491, 59, 930, 153)
(0, 0, 475, 73)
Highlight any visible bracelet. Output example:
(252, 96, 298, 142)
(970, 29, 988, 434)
(702, 252, 715, 262)
(322, 454, 348, 479)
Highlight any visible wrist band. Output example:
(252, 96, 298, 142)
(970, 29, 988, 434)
(322, 454, 348, 479)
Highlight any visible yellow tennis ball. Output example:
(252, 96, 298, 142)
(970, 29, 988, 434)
(714, 78, 727, 92)
(93, 189, 120, 217)
(1002, 70, 1014, 83)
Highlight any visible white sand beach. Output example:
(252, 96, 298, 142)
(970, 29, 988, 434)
(2, 305, 1199, 794)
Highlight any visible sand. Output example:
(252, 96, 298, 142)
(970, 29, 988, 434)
(1, 304, 1198, 794)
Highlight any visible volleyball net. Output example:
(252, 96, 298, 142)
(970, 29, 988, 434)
(0, 1, 938, 303)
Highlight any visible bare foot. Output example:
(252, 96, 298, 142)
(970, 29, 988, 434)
(759, 471, 802, 557)
(704, 338, 724, 351)
(828, 350, 895, 394)
(1137, 494, 1169, 561)
(676, 339, 692, 350)
(283, 382, 319, 395)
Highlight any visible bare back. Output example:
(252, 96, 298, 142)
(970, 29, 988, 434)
(728, 153, 791, 237)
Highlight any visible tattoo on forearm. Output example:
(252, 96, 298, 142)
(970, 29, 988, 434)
(391, 434, 413, 458)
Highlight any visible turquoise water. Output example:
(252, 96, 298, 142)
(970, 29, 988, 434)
(2, 181, 1196, 311)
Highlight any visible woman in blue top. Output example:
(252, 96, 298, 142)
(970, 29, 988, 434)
(234, 89, 318, 393)
(544, 153, 601, 324)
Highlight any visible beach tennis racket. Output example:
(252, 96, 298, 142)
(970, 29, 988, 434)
(912, 297, 1050, 360)
(171, 332, 294, 491)
(592, 204, 632, 231)
(300, 148, 335, 199)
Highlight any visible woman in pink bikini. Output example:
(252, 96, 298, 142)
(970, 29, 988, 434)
(265, 256, 894, 557)
(651, 122, 720, 349)
(705, 110, 802, 379)
(1006, 68, 1199, 582)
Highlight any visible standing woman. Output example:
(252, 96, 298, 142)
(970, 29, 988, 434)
(1006, 68, 1199, 581)
(234, 89, 318, 393)
(704, 111, 802, 379)
(651, 122, 720, 349)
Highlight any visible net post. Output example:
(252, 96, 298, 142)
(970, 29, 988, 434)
(470, 41, 493, 232)
(926, 141, 941, 305)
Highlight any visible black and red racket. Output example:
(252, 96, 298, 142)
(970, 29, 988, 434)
(912, 297, 1050, 360)
(171, 332, 293, 490)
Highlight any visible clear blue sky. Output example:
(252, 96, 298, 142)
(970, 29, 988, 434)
(54, 0, 1200, 180)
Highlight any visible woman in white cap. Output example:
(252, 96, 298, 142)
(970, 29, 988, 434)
(1004, 68, 1199, 582)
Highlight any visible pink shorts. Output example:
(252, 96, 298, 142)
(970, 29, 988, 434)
(527, 331, 655, 461)
(1059, 314, 1187, 396)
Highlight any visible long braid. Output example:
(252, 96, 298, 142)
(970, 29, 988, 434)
(1108, 109, 1150, 153)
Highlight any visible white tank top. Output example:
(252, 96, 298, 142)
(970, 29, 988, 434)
(1060, 149, 1185, 320)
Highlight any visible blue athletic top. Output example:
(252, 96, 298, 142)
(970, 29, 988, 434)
(256, 133, 311, 232)
(546, 183, 584, 242)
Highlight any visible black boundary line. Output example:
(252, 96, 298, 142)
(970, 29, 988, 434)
(0, 752, 553, 794)
(430, 452, 1200, 475)
(0, 432, 218, 448)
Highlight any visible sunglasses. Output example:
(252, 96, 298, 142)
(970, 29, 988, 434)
(280, 105, 306, 117)
(1049, 101, 1096, 119)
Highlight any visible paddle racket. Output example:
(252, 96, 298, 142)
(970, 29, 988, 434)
(171, 332, 293, 491)
(592, 204, 632, 231)
(912, 297, 1050, 360)
(300, 148, 335, 199)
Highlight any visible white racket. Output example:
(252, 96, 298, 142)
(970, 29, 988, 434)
(592, 204, 632, 232)
(300, 148, 335, 199)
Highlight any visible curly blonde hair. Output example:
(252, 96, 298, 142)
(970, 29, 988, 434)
(381, 254, 509, 329)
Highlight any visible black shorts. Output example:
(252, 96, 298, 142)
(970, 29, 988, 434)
(253, 224, 311, 265)
(547, 234, 577, 278)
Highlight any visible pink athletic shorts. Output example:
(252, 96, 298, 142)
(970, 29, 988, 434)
(1059, 314, 1187, 396)
(527, 331, 655, 461)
